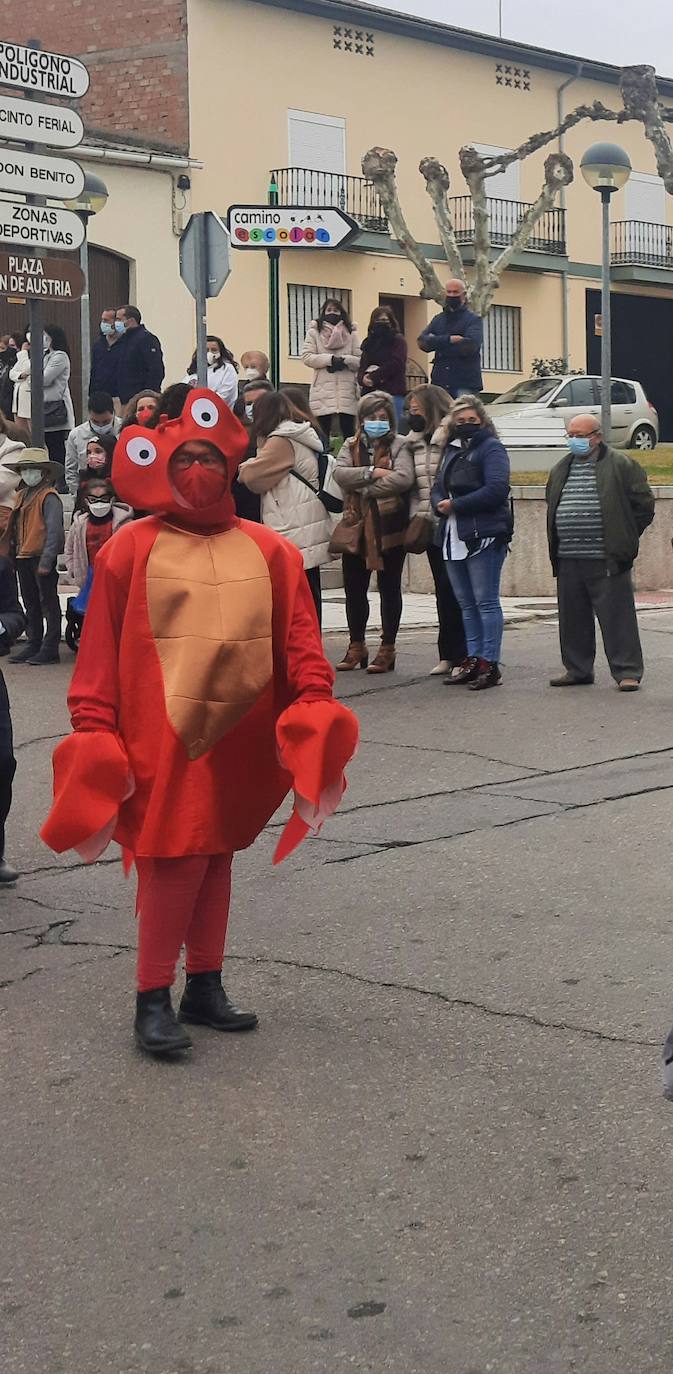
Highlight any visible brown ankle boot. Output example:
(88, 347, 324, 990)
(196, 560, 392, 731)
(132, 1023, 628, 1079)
(366, 643, 396, 674)
(336, 641, 368, 671)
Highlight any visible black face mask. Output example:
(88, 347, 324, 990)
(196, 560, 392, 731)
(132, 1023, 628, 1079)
(455, 421, 481, 442)
(371, 320, 391, 332)
(444, 298, 463, 313)
(408, 414, 426, 433)
(323, 313, 341, 326)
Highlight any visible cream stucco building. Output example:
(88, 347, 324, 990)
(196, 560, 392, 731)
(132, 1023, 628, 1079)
(185, 0, 673, 436)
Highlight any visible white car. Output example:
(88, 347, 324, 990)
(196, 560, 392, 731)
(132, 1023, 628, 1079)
(489, 375, 659, 451)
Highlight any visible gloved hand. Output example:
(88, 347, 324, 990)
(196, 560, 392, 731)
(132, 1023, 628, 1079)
(330, 355, 346, 372)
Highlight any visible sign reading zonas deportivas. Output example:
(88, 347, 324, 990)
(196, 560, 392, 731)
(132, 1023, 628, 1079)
(0, 252, 85, 302)
(0, 42, 89, 98)
(0, 201, 85, 252)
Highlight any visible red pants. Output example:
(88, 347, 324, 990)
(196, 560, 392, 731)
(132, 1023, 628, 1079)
(136, 854, 233, 993)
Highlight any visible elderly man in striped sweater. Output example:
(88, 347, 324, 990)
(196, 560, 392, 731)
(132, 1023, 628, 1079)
(545, 414, 655, 691)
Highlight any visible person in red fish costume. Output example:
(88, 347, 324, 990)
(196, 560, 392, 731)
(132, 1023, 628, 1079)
(41, 389, 358, 1058)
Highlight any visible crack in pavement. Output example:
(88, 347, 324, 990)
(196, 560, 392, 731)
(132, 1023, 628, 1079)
(0, 966, 44, 990)
(357, 737, 541, 771)
(227, 952, 659, 1048)
(14, 732, 65, 752)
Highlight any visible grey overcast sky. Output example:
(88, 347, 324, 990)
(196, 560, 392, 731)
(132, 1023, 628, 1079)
(365, 0, 673, 72)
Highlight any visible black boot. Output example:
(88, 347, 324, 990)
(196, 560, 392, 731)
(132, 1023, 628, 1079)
(134, 987, 193, 1056)
(0, 859, 18, 885)
(9, 643, 40, 665)
(179, 971, 258, 1032)
(469, 660, 502, 691)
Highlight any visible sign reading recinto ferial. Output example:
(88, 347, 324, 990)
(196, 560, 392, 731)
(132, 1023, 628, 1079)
(0, 42, 90, 98)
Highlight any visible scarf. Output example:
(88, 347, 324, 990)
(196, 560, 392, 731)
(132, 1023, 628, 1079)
(319, 320, 350, 351)
(346, 436, 407, 571)
(360, 326, 394, 368)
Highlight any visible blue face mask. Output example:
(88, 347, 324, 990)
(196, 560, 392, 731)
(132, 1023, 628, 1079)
(114, 320, 126, 336)
(364, 419, 390, 439)
(100, 321, 114, 336)
(568, 436, 593, 457)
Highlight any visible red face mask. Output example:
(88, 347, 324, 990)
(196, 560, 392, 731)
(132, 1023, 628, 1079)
(171, 461, 228, 510)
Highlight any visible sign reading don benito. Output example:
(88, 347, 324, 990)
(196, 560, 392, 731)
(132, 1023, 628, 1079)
(0, 253, 85, 302)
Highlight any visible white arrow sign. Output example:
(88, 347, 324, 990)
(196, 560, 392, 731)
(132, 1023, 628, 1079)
(0, 200, 85, 252)
(228, 204, 359, 249)
(0, 94, 83, 149)
(0, 148, 84, 200)
(0, 41, 89, 99)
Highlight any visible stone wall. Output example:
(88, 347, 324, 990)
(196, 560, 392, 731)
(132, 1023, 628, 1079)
(404, 487, 673, 597)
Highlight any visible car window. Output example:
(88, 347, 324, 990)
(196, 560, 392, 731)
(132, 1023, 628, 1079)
(567, 378, 597, 406)
(493, 378, 559, 405)
(606, 380, 636, 404)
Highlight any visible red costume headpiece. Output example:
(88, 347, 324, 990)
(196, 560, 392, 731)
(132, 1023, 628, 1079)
(112, 389, 249, 524)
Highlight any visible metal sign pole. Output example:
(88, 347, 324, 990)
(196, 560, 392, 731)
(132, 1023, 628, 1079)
(193, 212, 208, 386)
(79, 214, 91, 417)
(600, 189, 612, 442)
(25, 39, 44, 446)
(267, 177, 280, 388)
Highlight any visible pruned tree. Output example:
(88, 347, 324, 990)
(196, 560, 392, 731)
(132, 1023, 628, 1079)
(362, 64, 673, 316)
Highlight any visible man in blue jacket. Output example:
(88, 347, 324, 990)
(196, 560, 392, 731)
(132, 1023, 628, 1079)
(115, 305, 165, 406)
(418, 279, 483, 397)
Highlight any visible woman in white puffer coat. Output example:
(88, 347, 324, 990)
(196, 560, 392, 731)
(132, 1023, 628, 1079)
(302, 298, 361, 442)
(237, 391, 334, 625)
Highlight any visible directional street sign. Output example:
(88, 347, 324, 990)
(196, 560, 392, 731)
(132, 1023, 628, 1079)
(0, 201, 85, 252)
(0, 93, 84, 148)
(227, 204, 359, 250)
(0, 147, 84, 199)
(0, 252, 85, 302)
(179, 212, 231, 299)
(0, 41, 90, 98)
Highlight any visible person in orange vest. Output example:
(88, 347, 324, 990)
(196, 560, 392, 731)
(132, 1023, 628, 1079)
(6, 448, 64, 665)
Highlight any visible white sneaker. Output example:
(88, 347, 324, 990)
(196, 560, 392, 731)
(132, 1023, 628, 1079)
(430, 660, 451, 676)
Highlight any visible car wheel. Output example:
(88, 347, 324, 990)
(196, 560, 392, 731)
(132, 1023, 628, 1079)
(630, 425, 656, 451)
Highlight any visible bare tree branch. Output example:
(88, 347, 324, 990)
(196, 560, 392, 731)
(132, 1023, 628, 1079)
(458, 147, 491, 305)
(464, 101, 621, 180)
(471, 154, 574, 314)
(361, 147, 445, 302)
(621, 65, 673, 192)
(418, 157, 465, 280)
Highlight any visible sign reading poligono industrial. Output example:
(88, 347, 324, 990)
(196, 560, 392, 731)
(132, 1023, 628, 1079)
(0, 201, 85, 251)
(0, 93, 84, 148)
(0, 42, 90, 98)
(0, 148, 84, 199)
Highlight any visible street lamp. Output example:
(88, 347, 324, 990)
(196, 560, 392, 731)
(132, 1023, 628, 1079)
(63, 171, 109, 418)
(580, 143, 631, 439)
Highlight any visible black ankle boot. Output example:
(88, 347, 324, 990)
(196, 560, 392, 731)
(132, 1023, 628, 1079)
(179, 971, 258, 1032)
(135, 987, 193, 1055)
(469, 660, 502, 691)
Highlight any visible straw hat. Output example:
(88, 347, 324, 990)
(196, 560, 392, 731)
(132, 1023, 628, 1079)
(4, 447, 64, 481)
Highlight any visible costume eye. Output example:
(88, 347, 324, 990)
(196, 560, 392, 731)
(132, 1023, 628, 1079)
(126, 436, 157, 466)
(190, 397, 219, 429)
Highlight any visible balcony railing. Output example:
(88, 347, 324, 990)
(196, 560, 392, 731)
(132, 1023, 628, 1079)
(611, 219, 673, 268)
(271, 168, 388, 233)
(448, 196, 567, 256)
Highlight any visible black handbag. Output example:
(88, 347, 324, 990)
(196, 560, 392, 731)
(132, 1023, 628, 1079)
(44, 398, 67, 428)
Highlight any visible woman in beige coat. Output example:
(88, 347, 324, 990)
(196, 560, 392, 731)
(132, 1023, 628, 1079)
(405, 385, 466, 675)
(237, 391, 334, 624)
(334, 391, 414, 674)
(302, 298, 361, 442)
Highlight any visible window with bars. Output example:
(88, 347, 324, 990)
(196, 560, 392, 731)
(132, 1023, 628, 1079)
(288, 284, 353, 358)
(483, 304, 522, 373)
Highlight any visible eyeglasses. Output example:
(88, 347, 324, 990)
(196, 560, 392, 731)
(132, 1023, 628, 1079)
(172, 453, 224, 470)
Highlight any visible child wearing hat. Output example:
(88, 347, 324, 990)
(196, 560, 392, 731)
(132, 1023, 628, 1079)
(6, 447, 65, 665)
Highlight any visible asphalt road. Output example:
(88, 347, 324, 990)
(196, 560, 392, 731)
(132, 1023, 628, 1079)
(3, 614, 673, 1374)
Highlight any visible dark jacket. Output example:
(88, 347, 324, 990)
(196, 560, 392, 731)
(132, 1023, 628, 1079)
(0, 350, 17, 417)
(545, 443, 655, 575)
(116, 325, 165, 405)
(0, 555, 26, 647)
(418, 304, 483, 394)
(431, 427, 511, 546)
(89, 334, 121, 399)
(357, 332, 408, 396)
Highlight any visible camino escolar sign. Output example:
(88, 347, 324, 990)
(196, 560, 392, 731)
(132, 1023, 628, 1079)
(228, 205, 359, 249)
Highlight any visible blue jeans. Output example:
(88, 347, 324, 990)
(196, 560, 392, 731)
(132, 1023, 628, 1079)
(445, 543, 507, 661)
